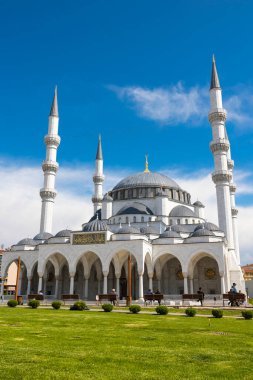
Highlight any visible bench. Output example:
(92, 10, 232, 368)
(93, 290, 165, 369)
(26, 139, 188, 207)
(144, 294, 164, 306)
(28, 294, 44, 301)
(97, 294, 118, 305)
(61, 294, 79, 304)
(223, 293, 245, 307)
(182, 294, 204, 305)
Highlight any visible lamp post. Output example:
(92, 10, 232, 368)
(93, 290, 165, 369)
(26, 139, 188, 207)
(15, 257, 21, 302)
(127, 254, 132, 306)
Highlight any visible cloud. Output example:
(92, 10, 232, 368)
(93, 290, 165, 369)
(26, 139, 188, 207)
(110, 83, 253, 128)
(0, 159, 252, 264)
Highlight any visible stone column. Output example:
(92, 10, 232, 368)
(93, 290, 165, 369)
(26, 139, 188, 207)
(84, 277, 89, 299)
(69, 274, 75, 294)
(38, 275, 43, 294)
(55, 276, 59, 298)
(148, 275, 153, 291)
(183, 272, 188, 294)
(97, 277, 101, 294)
(189, 277, 193, 294)
(43, 275, 47, 295)
(103, 271, 108, 294)
(220, 272, 225, 294)
(27, 276, 32, 295)
(138, 272, 144, 300)
(116, 275, 120, 296)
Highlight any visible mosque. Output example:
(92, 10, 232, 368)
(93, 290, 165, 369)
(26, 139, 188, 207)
(1, 58, 245, 301)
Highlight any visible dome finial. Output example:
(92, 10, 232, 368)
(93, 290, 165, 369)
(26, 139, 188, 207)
(144, 154, 150, 173)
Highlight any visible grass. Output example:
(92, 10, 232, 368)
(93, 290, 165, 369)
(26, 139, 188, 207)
(0, 308, 252, 380)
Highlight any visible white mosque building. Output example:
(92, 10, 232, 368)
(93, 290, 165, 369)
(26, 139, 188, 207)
(1, 58, 245, 301)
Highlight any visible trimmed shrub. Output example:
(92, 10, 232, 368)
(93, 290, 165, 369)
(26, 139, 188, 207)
(28, 299, 40, 309)
(70, 301, 88, 311)
(212, 309, 223, 318)
(102, 303, 113, 312)
(7, 300, 18, 308)
(241, 310, 253, 320)
(185, 308, 196, 317)
(129, 304, 141, 314)
(156, 305, 169, 315)
(52, 300, 62, 310)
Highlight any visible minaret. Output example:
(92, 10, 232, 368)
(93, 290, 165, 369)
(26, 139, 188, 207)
(92, 135, 104, 213)
(39, 87, 61, 233)
(208, 56, 234, 251)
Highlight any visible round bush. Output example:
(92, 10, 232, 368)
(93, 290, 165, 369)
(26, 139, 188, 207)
(241, 310, 253, 320)
(70, 301, 87, 311)
(102, 303, 113, 312)
(156, 305, 169, 315)
(185, 307, 196, 317)
(129, 304, 141, 314)
(212, 309, 223, 318)
(28, 299, 40, 309)
(7, 300, 18, 308)
(52, 300, 62, 310)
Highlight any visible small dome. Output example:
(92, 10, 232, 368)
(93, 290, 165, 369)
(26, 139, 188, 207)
(88, 209, 101, 222)
(103, 193, 113, 202)
(116, 225, 140, 234)
(140, 226, 158, 235)
(116, 202, 153, 216)
(55, 229, 72, 238)
(193, 200, 205, 208)
(191, 228, 215, 237)
(160, 230, 180, 238)
(83, 219, 108, 232)
(33, 232, 53, 240)
(171, 225, 189, 233)
(17, 238, 37, 246)
(169, 205, 196, 217)
(194, 222, 220, 232)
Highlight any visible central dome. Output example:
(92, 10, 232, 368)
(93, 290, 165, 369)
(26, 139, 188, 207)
(113, 171, 180, 191)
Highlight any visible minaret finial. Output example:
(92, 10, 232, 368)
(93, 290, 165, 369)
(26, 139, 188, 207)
(144, 154, 149, 173)
(49, 86, 59, 117)
(96, 134, 103, 160)
(210, 55, 221, 90)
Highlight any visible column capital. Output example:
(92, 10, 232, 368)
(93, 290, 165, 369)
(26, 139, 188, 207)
(102, 271, 109, 277)
(37, 272, 43, 278)
(182, 272, 188, 278)
(138, 271, 144, 276)
(69, 272, 75, 278)
(219, 271, 224, 277)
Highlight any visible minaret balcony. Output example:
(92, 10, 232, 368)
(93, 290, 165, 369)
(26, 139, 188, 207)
(229, 183, 237, 193)
(227, 159, 234, 170)
(212, 170, 232, 184)
(42, 160, 59, 173)
(93, 175, 105, 183)
(208, 108, 227, 123)
(44, 134, 61, 147)
(231, 207, 238, 216)
(92, 195, 103, 204)
(210, 139, 230, 153)
(40, 188, 57, 200)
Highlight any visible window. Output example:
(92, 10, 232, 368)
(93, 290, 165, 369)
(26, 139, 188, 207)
(192, 219, 195, 224)
(141, 216, 144, 222)
(149, 217, 151, 222)
(169, 219, 173, 225)
(126, 217, 129, 224)
(185, 219, 188, 224)
(133, 216, 136, 223)
(177, 219, 180, 225)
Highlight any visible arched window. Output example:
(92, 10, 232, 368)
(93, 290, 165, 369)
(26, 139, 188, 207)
(133, 216, 136, 223)
(185, 219, 188, 224)
(177, 219, 180, 225)
(149, 217, 152, 222)
(192, 219, 195, 224)
(126, 216, 129, 224)
(141, 216, 144, 222)
(169, 219, 173, 225)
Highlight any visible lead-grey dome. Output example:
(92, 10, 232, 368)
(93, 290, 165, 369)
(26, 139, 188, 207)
(194, 222, 220, 232)
(55, 229, 72, 238)
(169, 205, 196, 217)
(33, 232, 53, 240)
(117, 202, 153, 216)
(113, 171, 180, 191)
(83, 219, 108, 232)
(17, 238, 37, 245)
(191, 228, 215, 237)
(116, 225, 140, 234)
(160, 230, 180, 238)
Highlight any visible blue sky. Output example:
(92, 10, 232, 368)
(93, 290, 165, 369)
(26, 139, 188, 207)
(0, 0, 253, 262)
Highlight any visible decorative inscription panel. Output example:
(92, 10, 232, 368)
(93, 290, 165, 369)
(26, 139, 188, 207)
(72, 233, 106, 245)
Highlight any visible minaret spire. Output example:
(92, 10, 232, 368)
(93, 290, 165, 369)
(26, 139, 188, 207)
(144, 154, 149, 173)
(39, 87, 61, 233)
(92, 135, 104, 213)
(210, 55, 221, 90)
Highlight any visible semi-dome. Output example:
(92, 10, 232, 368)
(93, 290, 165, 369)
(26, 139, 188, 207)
(140, 226, 158, 235)
(88, 209, 101, 222)
(116, 225, 140, 234)
(193, 200, 205, 208)
(17, 238, 37, 246)
(171, 225, 190, 233)
(160, 230, 180, 238)
(33, 232, 53, 240)
(55, 229, 72, 238)
(113, 171, 180, 191)
(169, 205, 196, 217)
(194, 222, 220, 232)
(83, 219, 108, 232)
(117, 202, 153, 216)
(191, 228, 215, 237)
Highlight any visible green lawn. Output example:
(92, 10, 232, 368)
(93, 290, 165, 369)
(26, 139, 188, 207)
(0, 308, 252, 380)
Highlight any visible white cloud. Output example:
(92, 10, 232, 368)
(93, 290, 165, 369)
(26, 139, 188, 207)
(110, 83, 253, 127)
(0, 159, 252, 264)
